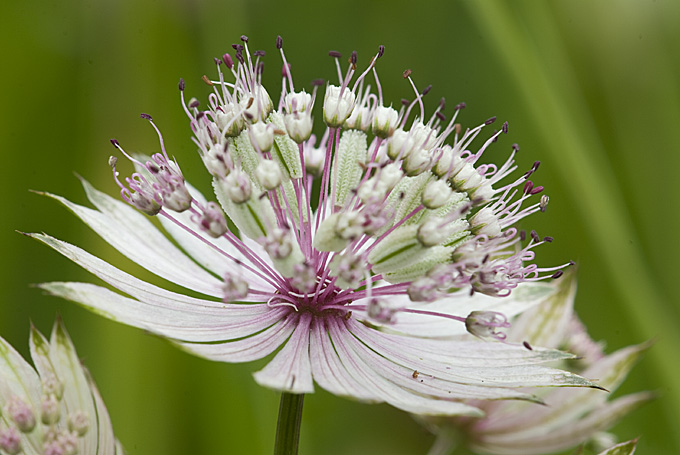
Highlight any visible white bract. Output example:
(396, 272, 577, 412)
(33, 36, 593, 417)
(421, 272, 651, 455)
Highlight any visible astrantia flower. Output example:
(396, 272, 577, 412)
(422, 272, 652, 454)
(0, 319, 124, 455)
(32, 36, 595, 417)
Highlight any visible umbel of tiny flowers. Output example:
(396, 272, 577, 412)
(420, 271, 652, 455)
(0, 318, 124, 455)
(31, 36, 598, 452)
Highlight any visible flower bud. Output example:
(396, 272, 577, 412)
(0, 427, 22, 455)
(366, 299, 396, 324)
(203, 143, 233, 179)
(240, 85, 273, 123)
(249, 121, 275, 153)
(470, 206, 502, 237)
(284, 91, 312, 113)
(41, 394, 60, 425)
(422, 179, 452, 209)
(5, 396, 36, 433)
(284, 113, 313, 143)
(372, 106, 399, 138)
(68, 410, 89, 436)
(465, 311, 510, 340)
(221, 168, 252, 203)
(195, 201, 228, 238)
(255, 159, 283, 190)
(222, 274, 249, 302)
(215, 102, 245, 137)
(407, 276, 438, 302)
(323, 85, 356, 127)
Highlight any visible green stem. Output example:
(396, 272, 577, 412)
(274, 392, 304, 455)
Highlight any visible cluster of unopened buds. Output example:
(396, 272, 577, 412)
(0, 378, 89, 455)
(106, 34, 571, 340)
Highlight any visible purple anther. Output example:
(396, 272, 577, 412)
(235, 50, 245, 64)
(439, 97, 446, 110)
(436, 111, 446, 122)
(552, 270, 564, 279)
(189, 99, 200, 109)
(455, 102, 466, 110)
(213, 57, 220, 65)
(281, 63, 291, 77)
(223, 53, 233, 68)
(179, 78, 185, 91)
(378, 45, 385, 58)
(140, 113, 152, 120)
(523, 180, 534, 194)
(422, 84, 432, 96)
(257, 61, 265, 75)
(401, 98, 410, 105)
(530, 185, 544, 195)
(532, 161, 540, 171)
(240, 35, 249, 42)
(530, 230, 540, 242)
(523, 341, 533, 350)
(569, 260, 576, 266)
(402, 69, 412, 78)
(519, 230, 526, 241)
(543, 236, 554, 243)
(110, 139, 120, 147)
(512, 143, 520, 151)
(276, 35, 283, 49)
(350, 51, 357, 65)
(311, 78, 325, 86)
(502, 121, 509, 134)
(485, 116, 497, 125)
(254, 50, 266, 57)
(328, 50, 342, 58)
(492, 130, 499, 142)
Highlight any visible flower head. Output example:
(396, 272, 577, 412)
(422, 272, 652, 454)
(0, 319, 124, 455)
(33, 36, 593, 416)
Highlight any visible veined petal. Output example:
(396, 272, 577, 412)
(473, 393, 652, 455)
(327, 318, 483, 416)
(40, 281, 284, 343)
(478, 342, 650, 434)
(506, 271, 576, 348)
(178, 315, 297, 363)
(31, 232, 265, 302)
(308, 318, 380, 401)
(42, 184, 223, 296)
(254, 313, 314, 393)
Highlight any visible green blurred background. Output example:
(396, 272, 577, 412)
(2, 0, 679, 453)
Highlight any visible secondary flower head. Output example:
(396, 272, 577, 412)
(33, 36, 591, 416)
(421, 272, 652, 454)
(0, 319, 124, 455)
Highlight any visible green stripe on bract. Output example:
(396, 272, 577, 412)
(383, 245, 455, 284)
(368, 225, 430, 274)
(213, 178, 276, 241)
(332, 129, 367, 209)
(268, 112, 303, 179)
